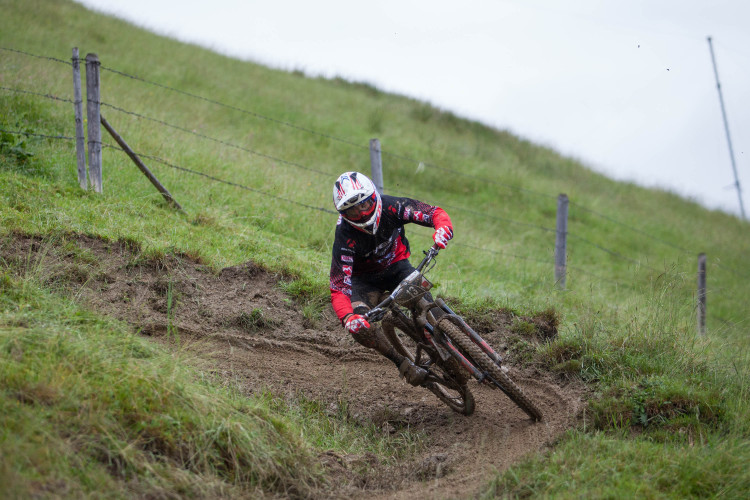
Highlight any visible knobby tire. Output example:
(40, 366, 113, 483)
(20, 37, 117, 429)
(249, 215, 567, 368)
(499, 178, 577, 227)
(382, 313, 475, 416)
(438, 319, 543, 421)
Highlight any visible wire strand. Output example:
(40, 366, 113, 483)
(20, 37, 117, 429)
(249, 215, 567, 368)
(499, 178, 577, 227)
(5, 47, 741, 272)
(100, 102, 332, 177)
(567, 233, 661, 273)
(98, 58, 744, 272)
(100, 142, 338, 215)
(1, 86, 76, 105)
(0, 128, 77, 142)
(569, 200, 694, 254)
(6, 53, 747, 289)
(98, 63, 560, 201)
(454, 241, 551, 265)
(387, 186, 556, 233)
(0, 46, 73, 66)
(99, 64, 368, 150)
(374, 144, 559, 200)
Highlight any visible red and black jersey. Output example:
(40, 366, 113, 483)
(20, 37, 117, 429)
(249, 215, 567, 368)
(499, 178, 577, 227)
(329, 194, 452, 322)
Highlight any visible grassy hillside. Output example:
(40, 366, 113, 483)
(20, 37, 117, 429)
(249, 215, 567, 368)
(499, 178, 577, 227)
(2, 0, 749, 497)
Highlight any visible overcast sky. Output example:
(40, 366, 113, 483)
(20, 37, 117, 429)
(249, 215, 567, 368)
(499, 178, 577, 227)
(75, 0, 750, 219)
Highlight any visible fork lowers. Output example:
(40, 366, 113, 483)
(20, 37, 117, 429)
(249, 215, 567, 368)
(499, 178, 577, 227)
(435, 314, 543, 421)
(435, 299, 504, 367)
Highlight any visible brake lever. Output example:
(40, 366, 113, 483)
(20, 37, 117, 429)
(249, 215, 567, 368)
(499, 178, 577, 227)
(416, 245, 440, 272)
(366, 307, 386, 322)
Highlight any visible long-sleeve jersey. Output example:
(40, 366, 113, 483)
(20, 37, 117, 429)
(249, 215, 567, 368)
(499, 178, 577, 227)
(329, 194, 452, 322)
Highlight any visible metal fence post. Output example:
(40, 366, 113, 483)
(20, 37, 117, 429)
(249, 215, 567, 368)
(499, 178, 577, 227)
(555, 194, 569, 289)
(697, 253, 707, 336)
(369, 138, 384, 194)
(85, 53, 102, 193)
(72, 47, 87, 190)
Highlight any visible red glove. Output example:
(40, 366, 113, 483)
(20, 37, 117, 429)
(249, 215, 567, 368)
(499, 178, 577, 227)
(433, 225, 453, 249)
(344, 314, 370, 334)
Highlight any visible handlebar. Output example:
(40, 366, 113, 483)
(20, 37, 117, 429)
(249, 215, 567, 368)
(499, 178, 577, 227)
(366, 245, 440, 322)
(416, 244, 440, 272)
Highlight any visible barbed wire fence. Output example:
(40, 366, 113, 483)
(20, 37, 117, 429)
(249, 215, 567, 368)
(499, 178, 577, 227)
(2, 45, 746, 333)
(0, 50, 720, 258)
(0, 49, 714, 248)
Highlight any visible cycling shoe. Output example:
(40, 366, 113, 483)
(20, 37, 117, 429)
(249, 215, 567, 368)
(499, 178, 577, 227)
(399, 358, 428, 386)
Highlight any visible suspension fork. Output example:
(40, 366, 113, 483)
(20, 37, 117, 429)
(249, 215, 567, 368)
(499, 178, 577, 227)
(424, 323, 485, 382)
(415, 300, 487, 382)
(436, 299, 504, 366)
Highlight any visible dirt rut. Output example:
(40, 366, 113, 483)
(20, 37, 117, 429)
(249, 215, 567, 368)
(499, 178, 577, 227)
(2, 233, 583, 499)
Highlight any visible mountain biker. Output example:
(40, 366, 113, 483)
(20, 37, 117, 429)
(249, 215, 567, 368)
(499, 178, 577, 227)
(330, 171, 454, 386)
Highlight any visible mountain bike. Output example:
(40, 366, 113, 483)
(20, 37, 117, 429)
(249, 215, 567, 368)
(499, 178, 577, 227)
(366, 246, 543, 420)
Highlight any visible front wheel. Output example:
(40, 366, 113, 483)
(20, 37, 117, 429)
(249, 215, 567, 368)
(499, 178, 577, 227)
(438, 319, 543, 421)
(382, 312, 475, 416)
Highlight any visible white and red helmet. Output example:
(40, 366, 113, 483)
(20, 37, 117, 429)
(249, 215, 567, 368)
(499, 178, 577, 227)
(333, 171, 382, 234)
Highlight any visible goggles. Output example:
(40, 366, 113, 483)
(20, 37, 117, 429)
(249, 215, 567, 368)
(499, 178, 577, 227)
(342, 196, 375, 222)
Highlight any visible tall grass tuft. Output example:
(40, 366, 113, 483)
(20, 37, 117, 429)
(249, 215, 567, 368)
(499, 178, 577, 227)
(0, 269, 321, 497)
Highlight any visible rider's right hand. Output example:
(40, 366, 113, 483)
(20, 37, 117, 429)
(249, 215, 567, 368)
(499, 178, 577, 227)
(344, 314, 370, 334)
(432, 225, 453, 249)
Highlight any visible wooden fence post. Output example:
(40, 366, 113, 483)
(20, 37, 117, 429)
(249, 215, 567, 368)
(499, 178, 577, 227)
(85, 53, 102, 193)
(100, 114, 183, 211)
(697, 253, 707, 336)
(72, 47, 87, 190)
(369, 138, 384, 194)
(555, 194, 569, 289)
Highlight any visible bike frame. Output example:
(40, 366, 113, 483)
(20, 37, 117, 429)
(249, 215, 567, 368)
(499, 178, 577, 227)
(367, 246, 505, 386)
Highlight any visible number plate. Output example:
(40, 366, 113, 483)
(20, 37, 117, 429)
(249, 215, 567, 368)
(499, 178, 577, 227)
(393, 271, 432, 307)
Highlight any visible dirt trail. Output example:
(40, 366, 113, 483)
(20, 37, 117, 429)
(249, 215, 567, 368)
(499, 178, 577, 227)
(2, 233, 583, 499)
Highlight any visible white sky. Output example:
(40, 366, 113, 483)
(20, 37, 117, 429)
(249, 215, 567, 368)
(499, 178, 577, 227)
(74, 0, 750, 218)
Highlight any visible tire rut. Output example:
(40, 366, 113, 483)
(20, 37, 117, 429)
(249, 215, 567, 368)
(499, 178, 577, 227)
(1, 232, 585, 499)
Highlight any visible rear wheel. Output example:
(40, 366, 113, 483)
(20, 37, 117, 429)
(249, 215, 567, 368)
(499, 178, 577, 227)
(382, 312, 475, 416)
(438, 319, 543, 421)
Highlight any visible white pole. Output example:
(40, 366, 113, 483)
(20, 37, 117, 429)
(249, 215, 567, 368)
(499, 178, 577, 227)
(707, 37, 745, 219)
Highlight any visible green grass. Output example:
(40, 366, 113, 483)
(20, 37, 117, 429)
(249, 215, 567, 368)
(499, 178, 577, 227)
(0, 271, 314, 497)
(2, 0, 750, 497)
(0, 263, 422, 497)
(482, 431, 750, 499)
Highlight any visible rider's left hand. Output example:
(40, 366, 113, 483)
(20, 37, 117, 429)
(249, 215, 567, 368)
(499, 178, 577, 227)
(433, 225, 453, 249)
(344, 314, 370, 334)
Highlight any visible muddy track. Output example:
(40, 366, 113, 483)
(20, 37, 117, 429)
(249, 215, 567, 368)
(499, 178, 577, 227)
(2, 233, 584, 499)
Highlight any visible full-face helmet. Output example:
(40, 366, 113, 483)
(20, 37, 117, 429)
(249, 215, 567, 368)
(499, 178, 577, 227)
(332, 171, 382, 234)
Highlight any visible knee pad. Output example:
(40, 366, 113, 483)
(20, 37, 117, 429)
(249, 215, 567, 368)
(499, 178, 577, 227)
(352, 302, 370, 316)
